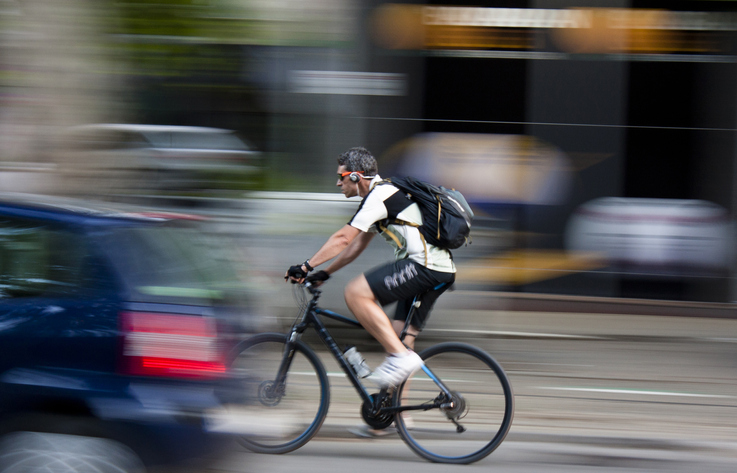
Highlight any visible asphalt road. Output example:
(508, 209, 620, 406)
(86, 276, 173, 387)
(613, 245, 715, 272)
(202, 437, 737, 473)
(189, 329, 737, 473)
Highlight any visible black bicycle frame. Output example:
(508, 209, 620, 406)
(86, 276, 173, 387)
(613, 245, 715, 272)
(281, 293, 373, 405)
(280, 287, 455, 413)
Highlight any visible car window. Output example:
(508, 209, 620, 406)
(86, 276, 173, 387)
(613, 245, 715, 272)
(169, 132, 248, 151)
(139, 131, 171, 148)
(0, 220, 110, 298)
(64, 130, 147, 152)
(139, 131, 248, 151)
(96, 225, 248, 306)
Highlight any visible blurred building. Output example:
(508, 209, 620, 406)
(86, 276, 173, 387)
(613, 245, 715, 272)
(354, 0, 737, 302)
(3, 0, 737, 302)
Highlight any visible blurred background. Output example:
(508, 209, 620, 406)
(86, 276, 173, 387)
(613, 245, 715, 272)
(2, 1, 737, 470)
(5, 0, 737, 310)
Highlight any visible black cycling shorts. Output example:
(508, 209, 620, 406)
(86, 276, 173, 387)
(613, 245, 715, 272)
(364, 259, 455, 330)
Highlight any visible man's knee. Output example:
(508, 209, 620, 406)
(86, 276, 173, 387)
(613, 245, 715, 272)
(345, 275, 374, 301)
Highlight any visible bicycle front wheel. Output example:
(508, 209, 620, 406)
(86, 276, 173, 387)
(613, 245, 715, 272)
(394, 342, 514, 464)
(230, 332, 330, 454)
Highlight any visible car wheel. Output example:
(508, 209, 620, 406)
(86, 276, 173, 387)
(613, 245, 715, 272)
(0, 431, 146, 473)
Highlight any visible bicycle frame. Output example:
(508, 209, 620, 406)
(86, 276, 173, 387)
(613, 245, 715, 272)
(278, 285, 456, 415)
(238, 283, 514, 463)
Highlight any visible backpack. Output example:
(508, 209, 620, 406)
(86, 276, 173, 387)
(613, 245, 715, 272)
(381, 176, 474, 250)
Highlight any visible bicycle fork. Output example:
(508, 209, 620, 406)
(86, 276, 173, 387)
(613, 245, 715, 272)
(261, 329, 302, 403)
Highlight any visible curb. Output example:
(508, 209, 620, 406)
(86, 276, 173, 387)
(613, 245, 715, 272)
(440, 290, 737, 319)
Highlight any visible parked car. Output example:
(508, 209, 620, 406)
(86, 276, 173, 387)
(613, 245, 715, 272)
(58, 124, 262, 197)
(0, 194, 258, 472)
(565, 197, 734, 275)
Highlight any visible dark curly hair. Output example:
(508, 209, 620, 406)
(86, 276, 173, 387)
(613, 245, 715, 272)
(337, 147, 378, 176)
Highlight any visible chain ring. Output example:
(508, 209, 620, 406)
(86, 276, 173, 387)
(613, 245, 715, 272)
(361, 393, 394, 430)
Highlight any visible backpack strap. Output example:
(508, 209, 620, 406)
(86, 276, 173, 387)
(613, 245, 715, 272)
(377, 222, 403, 248)
(377, 221, 428, 267)
(371, 178, 392, 192)
(418, 231, 428, 267)
(435, 197, 442, 240)
(375, 178, 430, 266)
(394, 218, 419, 228)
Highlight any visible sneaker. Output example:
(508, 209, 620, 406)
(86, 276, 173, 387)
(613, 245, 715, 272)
(369, 351, 424, 389)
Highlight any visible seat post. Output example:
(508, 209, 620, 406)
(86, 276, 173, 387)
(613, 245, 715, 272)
(399, 296, 420, 343)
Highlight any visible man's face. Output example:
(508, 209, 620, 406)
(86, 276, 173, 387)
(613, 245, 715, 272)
(336, 165, 359, 198)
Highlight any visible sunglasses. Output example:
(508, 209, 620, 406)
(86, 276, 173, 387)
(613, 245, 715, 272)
(338, 171, 363, 179)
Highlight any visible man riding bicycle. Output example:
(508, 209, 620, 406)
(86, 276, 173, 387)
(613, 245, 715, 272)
(286, 147, 455, 389)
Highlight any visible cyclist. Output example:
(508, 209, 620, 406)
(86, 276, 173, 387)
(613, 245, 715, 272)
(285, 146, 455, 391)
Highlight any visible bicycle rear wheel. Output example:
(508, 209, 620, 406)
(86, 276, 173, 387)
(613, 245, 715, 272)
(394, 342, 514, 464)
(230, 332, 330, 454)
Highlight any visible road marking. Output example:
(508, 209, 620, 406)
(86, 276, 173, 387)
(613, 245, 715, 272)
(705, 338, 737, 344)
(542, 387, 734, 398)
(426, 328, 607, 340)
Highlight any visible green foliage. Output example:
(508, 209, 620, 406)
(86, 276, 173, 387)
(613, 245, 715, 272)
(112, 0, 251, 79)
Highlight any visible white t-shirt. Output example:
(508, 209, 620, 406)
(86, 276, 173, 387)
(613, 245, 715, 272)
(348, 176, 456, 273)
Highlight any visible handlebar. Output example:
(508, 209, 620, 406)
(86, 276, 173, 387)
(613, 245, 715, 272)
(304, 281, 322, 296)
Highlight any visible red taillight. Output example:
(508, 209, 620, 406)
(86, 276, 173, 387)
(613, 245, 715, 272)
(120, 312, 226, 379)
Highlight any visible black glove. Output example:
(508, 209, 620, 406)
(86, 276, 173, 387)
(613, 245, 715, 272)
(305, 270, 330, 284)
(285, 264, 308, 282)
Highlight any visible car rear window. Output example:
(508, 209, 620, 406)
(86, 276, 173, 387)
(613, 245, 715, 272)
(0, 219, 110, 298)
(96, 225, 247, 306)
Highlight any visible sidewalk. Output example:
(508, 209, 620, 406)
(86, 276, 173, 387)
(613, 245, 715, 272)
(275, 290, 737, 348)
(451, 290, 737, 319)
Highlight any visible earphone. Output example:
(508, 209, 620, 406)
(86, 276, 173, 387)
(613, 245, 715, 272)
(340, 171, 376, 183)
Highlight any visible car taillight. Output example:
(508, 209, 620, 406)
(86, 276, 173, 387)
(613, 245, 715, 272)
(120, 312, 226, 379)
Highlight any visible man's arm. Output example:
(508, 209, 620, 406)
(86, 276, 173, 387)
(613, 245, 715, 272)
(323, 230, 375, 275)
(306, 224, 362, 269)
(287, 225, 374, 283)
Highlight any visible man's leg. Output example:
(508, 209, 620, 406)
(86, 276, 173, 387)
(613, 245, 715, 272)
(349, 317, 420, 437)
(391, 277, 453, 351)
(345, 275, 407, 354)
(345, 272, 424, 389)
(391, 319, 419, 351)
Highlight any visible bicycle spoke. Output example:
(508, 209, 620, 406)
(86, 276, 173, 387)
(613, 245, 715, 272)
(394, 343, 514, 464)
(233, 333, 329, 454)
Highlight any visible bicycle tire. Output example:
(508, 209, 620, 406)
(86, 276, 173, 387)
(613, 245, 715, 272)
(394, 342, 514, 464)
(230, 332, 330, 454)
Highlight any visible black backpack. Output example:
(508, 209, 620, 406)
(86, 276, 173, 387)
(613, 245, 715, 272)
(383, 176, 474, 250)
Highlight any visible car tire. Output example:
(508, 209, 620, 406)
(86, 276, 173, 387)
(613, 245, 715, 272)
(0, 431, 146, 473)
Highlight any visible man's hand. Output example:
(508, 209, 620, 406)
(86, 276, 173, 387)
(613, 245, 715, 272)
(305, 270, 330, 287)
(285, 264, 308, 284)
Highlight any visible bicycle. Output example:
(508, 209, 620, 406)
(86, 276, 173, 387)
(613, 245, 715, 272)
(230, 283, 514, 464)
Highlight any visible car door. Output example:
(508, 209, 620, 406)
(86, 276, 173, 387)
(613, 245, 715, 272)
(0, 217, 121, 379)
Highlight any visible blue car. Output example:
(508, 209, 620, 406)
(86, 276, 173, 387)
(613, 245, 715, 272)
(0, 195, 255, 472)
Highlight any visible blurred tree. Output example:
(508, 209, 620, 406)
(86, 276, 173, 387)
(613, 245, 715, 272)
(111, 0, 263, 134)
(0, 1, 123, 168)
(0, 0, 264, 194)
